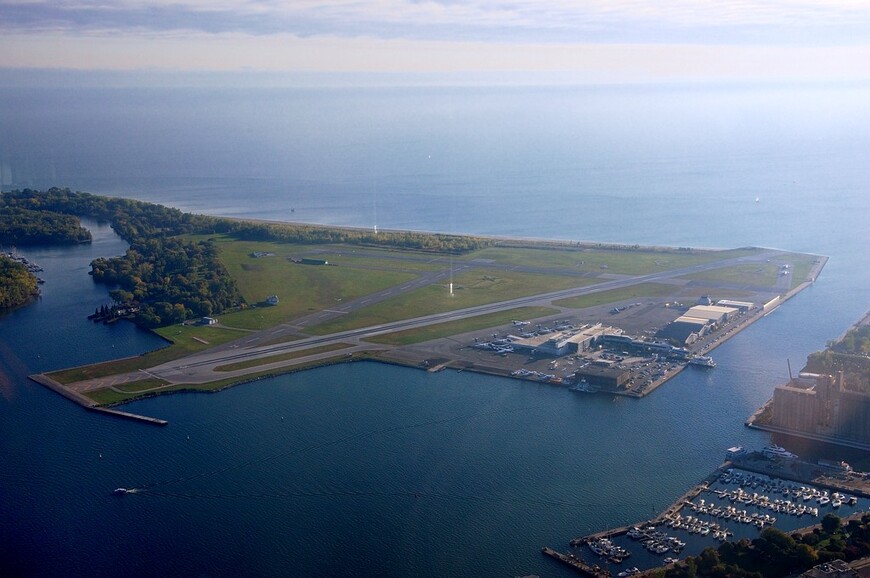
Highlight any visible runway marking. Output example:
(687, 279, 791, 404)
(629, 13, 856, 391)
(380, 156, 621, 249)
(323, 309, 348, 314)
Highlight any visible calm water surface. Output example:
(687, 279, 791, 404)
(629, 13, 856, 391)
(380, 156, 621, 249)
(1, 81, 868, 576)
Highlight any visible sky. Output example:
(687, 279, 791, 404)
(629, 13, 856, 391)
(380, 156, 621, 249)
(1, 0, 870, 82)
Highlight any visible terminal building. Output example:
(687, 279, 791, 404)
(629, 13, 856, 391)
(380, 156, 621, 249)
(508, 323, 618, 357)
(770, 372, 870, 448)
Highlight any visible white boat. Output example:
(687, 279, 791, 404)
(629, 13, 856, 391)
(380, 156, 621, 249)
(761, 444, 798, 460)
(689, 356, 716, 368)
(113, 488, 129, 496)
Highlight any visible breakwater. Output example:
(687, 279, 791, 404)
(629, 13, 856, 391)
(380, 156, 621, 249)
(28, 373, 168, 425)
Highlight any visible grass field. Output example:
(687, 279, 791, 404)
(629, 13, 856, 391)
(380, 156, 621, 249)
(365, 306, 557, 345)
(552, 282, 676, 309)
(307, 268, 597, 335)
(787, 255, 821, 290)
(207, 236, 419, 329)
(464, 245, 763, 275)
(679, 264, 783, 287)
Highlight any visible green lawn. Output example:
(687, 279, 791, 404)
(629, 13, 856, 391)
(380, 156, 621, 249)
(464, 245, 762, 275)
(208, 237, 419, 329)
(115, 378, 169, 392)
(365, 306, 557, 345)
(787, 254, 820, 290)
(680, 264, 782, 287)
(308, 269, 598, 335)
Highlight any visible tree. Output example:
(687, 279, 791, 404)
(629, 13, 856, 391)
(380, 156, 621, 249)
(793, 543, 818, 568)
(822, 513, 842, 534)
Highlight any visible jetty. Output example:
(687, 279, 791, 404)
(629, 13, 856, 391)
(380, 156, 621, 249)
(541, 546, 610, 577)
(28, 373, 168, 426)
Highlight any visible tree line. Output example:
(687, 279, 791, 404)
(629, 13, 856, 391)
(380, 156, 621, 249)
(657, 513, 870, 578)
(1, 188, 489, 327)
(0, 206, 92, 245)
(0, 255, 39, 309)
(219, 220, 491, 253)
(3, 188, 240, 327)
(805, 323, 870, 394)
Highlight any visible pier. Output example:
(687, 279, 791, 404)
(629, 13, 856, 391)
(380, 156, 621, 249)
(570, 467, 725, 547)
(541, 546, 609, 577)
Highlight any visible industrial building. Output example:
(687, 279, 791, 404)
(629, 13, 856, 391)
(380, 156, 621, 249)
(685, 304, 738, 324)
(656, 316, 710, 344)
(770, 372, 870, 447)
(716, 299, 755, 312)
(573, 364, 631, 390)
(655, 304, 738, 345)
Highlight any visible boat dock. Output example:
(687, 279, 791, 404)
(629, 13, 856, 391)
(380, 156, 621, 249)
(541, 546, 610, 577)
(570, 466, 725, 547)
(29, 373, 168, 426)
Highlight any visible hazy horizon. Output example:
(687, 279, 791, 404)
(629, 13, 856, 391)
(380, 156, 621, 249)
(2, 1, 870, 84)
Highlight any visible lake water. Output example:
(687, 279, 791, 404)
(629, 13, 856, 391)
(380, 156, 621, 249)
(1, 79, 868, 576)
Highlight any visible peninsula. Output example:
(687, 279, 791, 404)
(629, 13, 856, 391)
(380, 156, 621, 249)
(6, 189, 826, 421)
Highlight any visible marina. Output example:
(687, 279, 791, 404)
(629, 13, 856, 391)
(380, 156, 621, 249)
(549, 451, 870, 575)
(2, 250, 46, 283)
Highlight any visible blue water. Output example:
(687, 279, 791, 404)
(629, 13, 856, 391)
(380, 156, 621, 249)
(1, 79, 869, 576)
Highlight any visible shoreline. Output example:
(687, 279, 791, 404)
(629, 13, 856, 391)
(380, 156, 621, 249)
(33, 243, 828, 417)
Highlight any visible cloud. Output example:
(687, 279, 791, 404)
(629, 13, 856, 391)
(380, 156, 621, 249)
(2, 0, 870, 46)
(2, 0, 869, 77)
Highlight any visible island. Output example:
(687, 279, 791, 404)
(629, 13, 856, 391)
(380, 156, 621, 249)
(4, 189, 826, 424)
